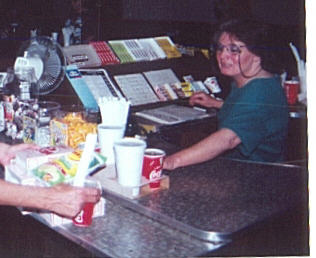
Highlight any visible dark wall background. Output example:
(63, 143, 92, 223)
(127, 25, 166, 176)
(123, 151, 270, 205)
(0, 0, 305, 76)
(121, 0, 219, 23)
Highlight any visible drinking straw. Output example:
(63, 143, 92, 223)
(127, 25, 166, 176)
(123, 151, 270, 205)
(73, 133, 97, 186)
(289, 42, 304, 78)
(289, 42, 307, 103)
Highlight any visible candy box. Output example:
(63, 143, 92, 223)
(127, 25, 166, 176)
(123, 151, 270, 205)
(15, 145, 74, 172)
(5, 162, 46, 186)
(15, 146, 73, 172)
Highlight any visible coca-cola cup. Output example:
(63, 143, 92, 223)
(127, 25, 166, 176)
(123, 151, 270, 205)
(142, 148, 166, 189)
(72, 180, 102, 227)
(284, 80, 300, 105)
(73, 202, 95, 227)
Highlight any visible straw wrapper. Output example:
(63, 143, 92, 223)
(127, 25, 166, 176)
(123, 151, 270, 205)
(289, 42, 307, 104)
(73, 133, 97, 186)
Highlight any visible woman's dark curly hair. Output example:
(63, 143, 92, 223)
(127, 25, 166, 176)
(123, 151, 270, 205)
(213, 19, 282, 74)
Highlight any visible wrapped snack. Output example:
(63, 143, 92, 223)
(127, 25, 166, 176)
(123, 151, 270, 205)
(33, 163, 66, 186)
(32, 150, 106, 186)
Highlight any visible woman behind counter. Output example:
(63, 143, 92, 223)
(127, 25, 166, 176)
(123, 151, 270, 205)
(163, 19, 289, 170)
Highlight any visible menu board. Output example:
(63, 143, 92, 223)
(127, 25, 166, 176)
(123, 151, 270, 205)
(143, 69, 184, 101)
(113, 73, 159, 106)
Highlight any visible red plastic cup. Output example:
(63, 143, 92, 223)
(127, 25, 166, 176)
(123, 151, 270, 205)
(72, 202, 95, 227)
(142, 148, 166, 189)
(72, 180, 101, 227)
(284, 80, 300, 105)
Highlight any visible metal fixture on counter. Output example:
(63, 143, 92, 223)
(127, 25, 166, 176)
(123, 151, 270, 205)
(0, 36, 67, 143)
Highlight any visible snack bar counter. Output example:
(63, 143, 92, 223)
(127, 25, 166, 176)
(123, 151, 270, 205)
(6, 154, 306, 257)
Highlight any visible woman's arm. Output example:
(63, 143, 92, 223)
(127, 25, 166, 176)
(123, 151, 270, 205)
(163, 128, 241, 170)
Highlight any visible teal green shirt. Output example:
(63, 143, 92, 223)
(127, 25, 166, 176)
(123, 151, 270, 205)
(218, 76, 289, 162)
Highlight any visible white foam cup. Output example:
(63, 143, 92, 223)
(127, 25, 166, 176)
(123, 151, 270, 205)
(97, 124, 125, 164)
(114, 137, 146, 187)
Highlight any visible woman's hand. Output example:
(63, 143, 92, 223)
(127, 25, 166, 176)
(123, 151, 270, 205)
(163, 154, 181, 171)
(189, 92, 223, 109)
(0, 143, 39, 166)
(46, 184, 102, 218)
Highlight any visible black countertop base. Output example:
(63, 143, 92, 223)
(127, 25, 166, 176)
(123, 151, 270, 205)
(209, 204, 309, 256)
(0, 206, 97, 258)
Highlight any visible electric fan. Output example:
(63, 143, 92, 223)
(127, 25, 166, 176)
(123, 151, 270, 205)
(14, 36, 66, 95)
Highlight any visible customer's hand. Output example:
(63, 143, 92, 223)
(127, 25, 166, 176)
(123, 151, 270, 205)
(46, 184, 101, 218)
(163, 154, 180, 171)
(189, 92, 223, 109)
(0, 143, 39, 166)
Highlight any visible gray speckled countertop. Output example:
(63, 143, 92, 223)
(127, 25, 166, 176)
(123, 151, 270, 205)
(48, 157, 307, 257)
(101, 158, 307, 242)
(56, 200, 221, 258)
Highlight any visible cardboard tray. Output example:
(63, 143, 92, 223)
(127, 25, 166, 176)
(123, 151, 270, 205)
(91, 165, 169, 199)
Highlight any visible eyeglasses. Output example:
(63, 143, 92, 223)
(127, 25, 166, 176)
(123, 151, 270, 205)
(215, 44, 246, 55)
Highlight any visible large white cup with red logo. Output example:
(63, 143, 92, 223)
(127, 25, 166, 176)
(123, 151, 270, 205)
(142, 148, 166, 189)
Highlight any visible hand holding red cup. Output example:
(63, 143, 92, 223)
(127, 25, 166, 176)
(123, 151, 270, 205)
(72, 180, 102, 227)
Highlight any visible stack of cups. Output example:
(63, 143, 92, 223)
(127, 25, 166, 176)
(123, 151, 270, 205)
(97, 124, 126, 165)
